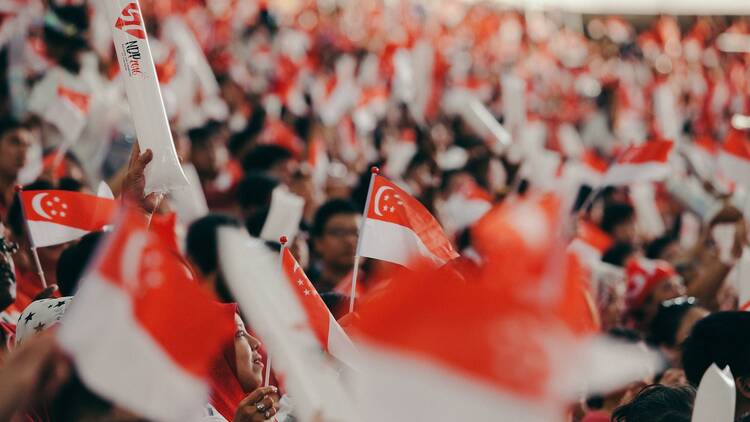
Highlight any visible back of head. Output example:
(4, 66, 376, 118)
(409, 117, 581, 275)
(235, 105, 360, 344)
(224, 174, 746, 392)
(682, 311, 750, 386)
(602, 242, 635, 267)
(600, 202, 635, 235)
(7, 180, 55, 239)
(611, 384, 695, 422)
(185, 214, 241, 276)
(242, 145, 293, 173)
(56, 232, 104, 296)
(236, 172, 278, 214)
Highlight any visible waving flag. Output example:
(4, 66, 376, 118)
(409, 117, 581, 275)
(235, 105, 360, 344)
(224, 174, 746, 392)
(358, 174, 458, 269)
(58, 208, 235, 422)
(19, 190, 117, 247)
(282, 248, 357, 368)
(104, 0, 188, 194)
(219, 229, 360, 422)
(602, 140, 674, 186)
(718, 130, 750, 187)
(41, 86, 90, 143)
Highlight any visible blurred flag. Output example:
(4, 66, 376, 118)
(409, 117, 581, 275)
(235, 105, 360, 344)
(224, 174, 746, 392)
(19, 190, 117, 247)
(718, 130, 750, 187)
(41, 85, 90, 143)
(579, 149, 610, 187)
(692, 364, 736, 422)
(352, 193, 660, 422)
(358, 174, 458, 269)
(281, 248, 357, 368)
(602, 140, 674, 186)
(58, 208, 235, 422)
(219, 228, 360, 422)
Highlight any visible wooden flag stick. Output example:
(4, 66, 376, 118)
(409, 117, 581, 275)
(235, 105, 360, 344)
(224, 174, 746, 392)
(349, 167, 379, 313)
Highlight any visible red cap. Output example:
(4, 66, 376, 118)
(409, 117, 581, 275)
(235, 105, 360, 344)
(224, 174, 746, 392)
(13, 185, 22, 193)
(371, 166, 381, 175)
(625, 258, 677, 309)
(279, 235, 288, 245)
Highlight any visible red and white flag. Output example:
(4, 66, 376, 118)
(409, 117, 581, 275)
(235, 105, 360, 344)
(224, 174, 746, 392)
(58, 208, 235, 422)
(718, 130, 750, 187)
(602, 140, 674, 186)
(42, 86, 90, 143)
(19, 190, 117, 247)
(219, 229, 360, 422)
(282, 248, 357, 367)
(358, 174, 459, 269)
(578, 149, 610, 187)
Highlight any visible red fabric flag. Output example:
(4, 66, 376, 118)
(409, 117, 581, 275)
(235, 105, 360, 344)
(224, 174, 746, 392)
(20, 190, 117, 247)
(58, 207, 235, 421)
(603, 140, 673, 185)
(281, 248, 356, 366)
(358, 175, 459, 268)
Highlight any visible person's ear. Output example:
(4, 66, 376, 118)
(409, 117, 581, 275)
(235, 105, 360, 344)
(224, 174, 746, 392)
(735, 376, 750, 399)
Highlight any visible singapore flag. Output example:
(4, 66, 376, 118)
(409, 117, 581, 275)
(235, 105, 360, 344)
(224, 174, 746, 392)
(19, 190, 117, 247)
(358, 175, 458, 269)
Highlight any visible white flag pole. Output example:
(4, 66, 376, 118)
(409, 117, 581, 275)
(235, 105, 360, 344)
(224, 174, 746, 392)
(349, 167, 379, 313)
(15, 185, 47, 288)
(264, 235, 288, 388)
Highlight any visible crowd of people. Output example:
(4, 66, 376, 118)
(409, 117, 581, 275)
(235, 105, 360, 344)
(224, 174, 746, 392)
(0, 0, 749, 421)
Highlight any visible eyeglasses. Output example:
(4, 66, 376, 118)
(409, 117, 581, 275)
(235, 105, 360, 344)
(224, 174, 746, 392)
(661, 296, 696, 308)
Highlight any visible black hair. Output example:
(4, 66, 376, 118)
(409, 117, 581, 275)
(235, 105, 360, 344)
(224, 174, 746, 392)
(611, 384, 695, 422)
(682, 311, 750, 386)
(57, 177, 85, 192)
(245, 206, 269, 238)
(646, 235, 677, 260)
(49, 371, 113, 422)
(648, 301, 695, 348)
(6, 180, 55, 237)
(185, 214, 241, 276)
(0, 118, 23, 138)
(187, 120, 222, 147)
(242, 145, 294, 174)
(600, 202, 635, 235)
(311, 199, 358, 238)
(229, 106, 266, 156)
(56, 232, 104, 297)
(601, 242, 635, 267)
(236, 172, 279, 212)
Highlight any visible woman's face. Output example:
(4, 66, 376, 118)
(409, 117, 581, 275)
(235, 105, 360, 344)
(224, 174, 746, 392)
(234, 314, 264, 391)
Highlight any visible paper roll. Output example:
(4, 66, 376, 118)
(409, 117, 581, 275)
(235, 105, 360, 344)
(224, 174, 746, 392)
(103, 0, 188, 194)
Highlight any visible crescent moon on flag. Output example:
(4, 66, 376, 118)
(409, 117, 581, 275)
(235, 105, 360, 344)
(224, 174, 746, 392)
(121, 231, 148, 292)
(373, 186, 394, 217)
(31, 193, 52, 220)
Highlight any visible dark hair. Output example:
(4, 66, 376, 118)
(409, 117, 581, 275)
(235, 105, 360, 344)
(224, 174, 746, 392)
(236, 172, 279, 212)
(0, 118, 24, 138)
(56, 232, 104, 296)
(187, 120, 222, 147)
(311, 199, 358, 238)
(242, 145, 293, 174)
(602, 242, 635, 267)
(682, 311, 750, 386)
(646, 235, 677, 260)
(648, 301, 695, 348)
(57, 177, 85, 192)
(49, 371, 113, 421)
(186, 214, 241, 275)
(600, 202, 635, 235)
(611, 384, 695, 422)
(6, 180, 55, 237)
(245, 206, 269, 238)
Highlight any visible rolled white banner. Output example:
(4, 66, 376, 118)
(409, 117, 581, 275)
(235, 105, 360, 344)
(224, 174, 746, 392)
(103, 0, 188, 194)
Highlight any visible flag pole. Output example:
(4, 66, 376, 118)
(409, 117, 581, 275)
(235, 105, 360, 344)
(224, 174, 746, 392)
(15, 185, 47, 288)
(349, 166, 379, 313)
(264, 235, 288, 388)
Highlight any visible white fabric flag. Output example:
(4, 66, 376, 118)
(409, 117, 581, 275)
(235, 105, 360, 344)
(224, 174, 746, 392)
(218, 228, 360, 422)
(103, 0, 188, 194)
